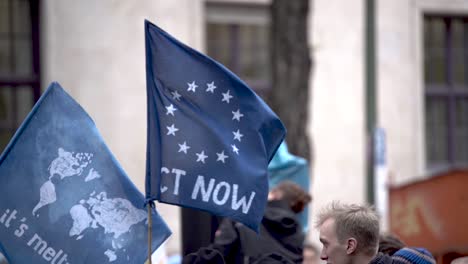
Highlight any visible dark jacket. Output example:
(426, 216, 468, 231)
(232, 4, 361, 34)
(183, 247, 226, 264)
(369, 253, 396, 264)
(213, 200, 304, 264)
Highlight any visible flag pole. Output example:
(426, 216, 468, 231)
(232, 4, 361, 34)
(147, 201, 153, 264)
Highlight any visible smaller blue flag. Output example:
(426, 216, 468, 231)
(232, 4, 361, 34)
(0, 82, 171, 263)
(145, 20, 286, 231)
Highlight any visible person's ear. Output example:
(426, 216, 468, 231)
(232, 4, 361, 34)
(346, 238, 357, 255)
(268, 189, 282, 200)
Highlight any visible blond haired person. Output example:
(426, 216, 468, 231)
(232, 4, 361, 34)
(316, 202, 380, 264)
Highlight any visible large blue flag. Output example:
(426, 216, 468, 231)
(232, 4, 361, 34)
(0, 82, 171, 263)
(145, 20, 286, 231)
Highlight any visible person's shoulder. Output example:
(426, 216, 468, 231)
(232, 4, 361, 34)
(182, 246, 225, 264)
(392, 247, 436, 264)
(252, 252, 296, 264)
(369, 253, 396, 264)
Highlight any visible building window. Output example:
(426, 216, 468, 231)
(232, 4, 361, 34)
(424, 16, 468, 168)
(0, 0, 40, 152)
(205, 2, 270, 98)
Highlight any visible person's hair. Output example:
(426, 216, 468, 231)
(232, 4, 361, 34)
(378, 233, 405, 255)
(315, 201, 380, 256)
(271, 181, 312, 213)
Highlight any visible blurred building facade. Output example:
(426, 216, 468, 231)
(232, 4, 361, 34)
(1, 0, 468, 256)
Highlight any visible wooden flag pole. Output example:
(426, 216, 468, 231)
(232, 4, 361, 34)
(147, 202, 153, 264)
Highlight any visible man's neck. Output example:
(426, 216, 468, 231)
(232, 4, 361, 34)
(352, 253, 375, 264)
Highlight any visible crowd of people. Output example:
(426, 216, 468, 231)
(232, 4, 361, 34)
(1, 179, 463, 264)
(180, 180, 449, 264)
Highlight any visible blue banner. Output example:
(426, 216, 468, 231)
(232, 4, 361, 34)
(144, 20, 286, 231)
(0, 82, 171, 263)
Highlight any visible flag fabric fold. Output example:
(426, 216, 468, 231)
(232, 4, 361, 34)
(145, 20, 286, 231)
(0, 82, 171, 263)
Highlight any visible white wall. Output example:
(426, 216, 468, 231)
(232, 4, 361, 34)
(379, 0, 468, 186)
(378, 0, 422, 186)
(41, 0, 204, 254)
(41, 0, 468, 257)
(309, 0, 366, 244)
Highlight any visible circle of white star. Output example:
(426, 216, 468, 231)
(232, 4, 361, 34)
(196, 151, 208, 163)
(231, 144, 239, 155)
(178, 141, 191, 154)
(216, 151, 229, 163)
(166, 124, 179, 136)
(166, 104, 177, 116)
(232, 109, 244, 121)
(221, 90, 233, 103)
(172, 91, 182, 100)
(187, 81, 198, 92)
(206, 82, 217, 93)
(233, 129, 244, 142)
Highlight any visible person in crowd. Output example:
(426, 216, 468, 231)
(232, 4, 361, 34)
(212, 181, 312, 263)
(303, 242, 320, 264)
(371, 232, 436, 264)
(371, 246, 437, 264)
(182, 246, 226, 264)
(391, 247, 436, 264)
(378, 233, 406, 256)
(452, 256, 468, 264)
(368, 232, 406, 263)
(315, 201, 380, 264)
(268, 141, 311, 232)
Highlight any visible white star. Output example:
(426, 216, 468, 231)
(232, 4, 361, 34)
(166, 124, 179, 136)
(232, 109, 244, 121)
(206, 82, 217, 93)
(196, 151, 208, 163)
(233, 130, 244, 142)
(178, 141, 191, 154)
(221, 90, 233, 103)
(187, 81, 198, 92)
(216, 151, 229, 163)
(231, 144, 239, 155)
(166, 104, 177, 116)
(172, 91, 181, 100)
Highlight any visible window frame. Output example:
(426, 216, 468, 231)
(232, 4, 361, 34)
(205, 1, 271, 95)
(0, 0, 41, 149)
(424, 14, 468, 168)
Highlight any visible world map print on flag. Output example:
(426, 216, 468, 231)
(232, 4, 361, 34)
(145, 20, 286, 231)
(0, 82, 171, 264)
